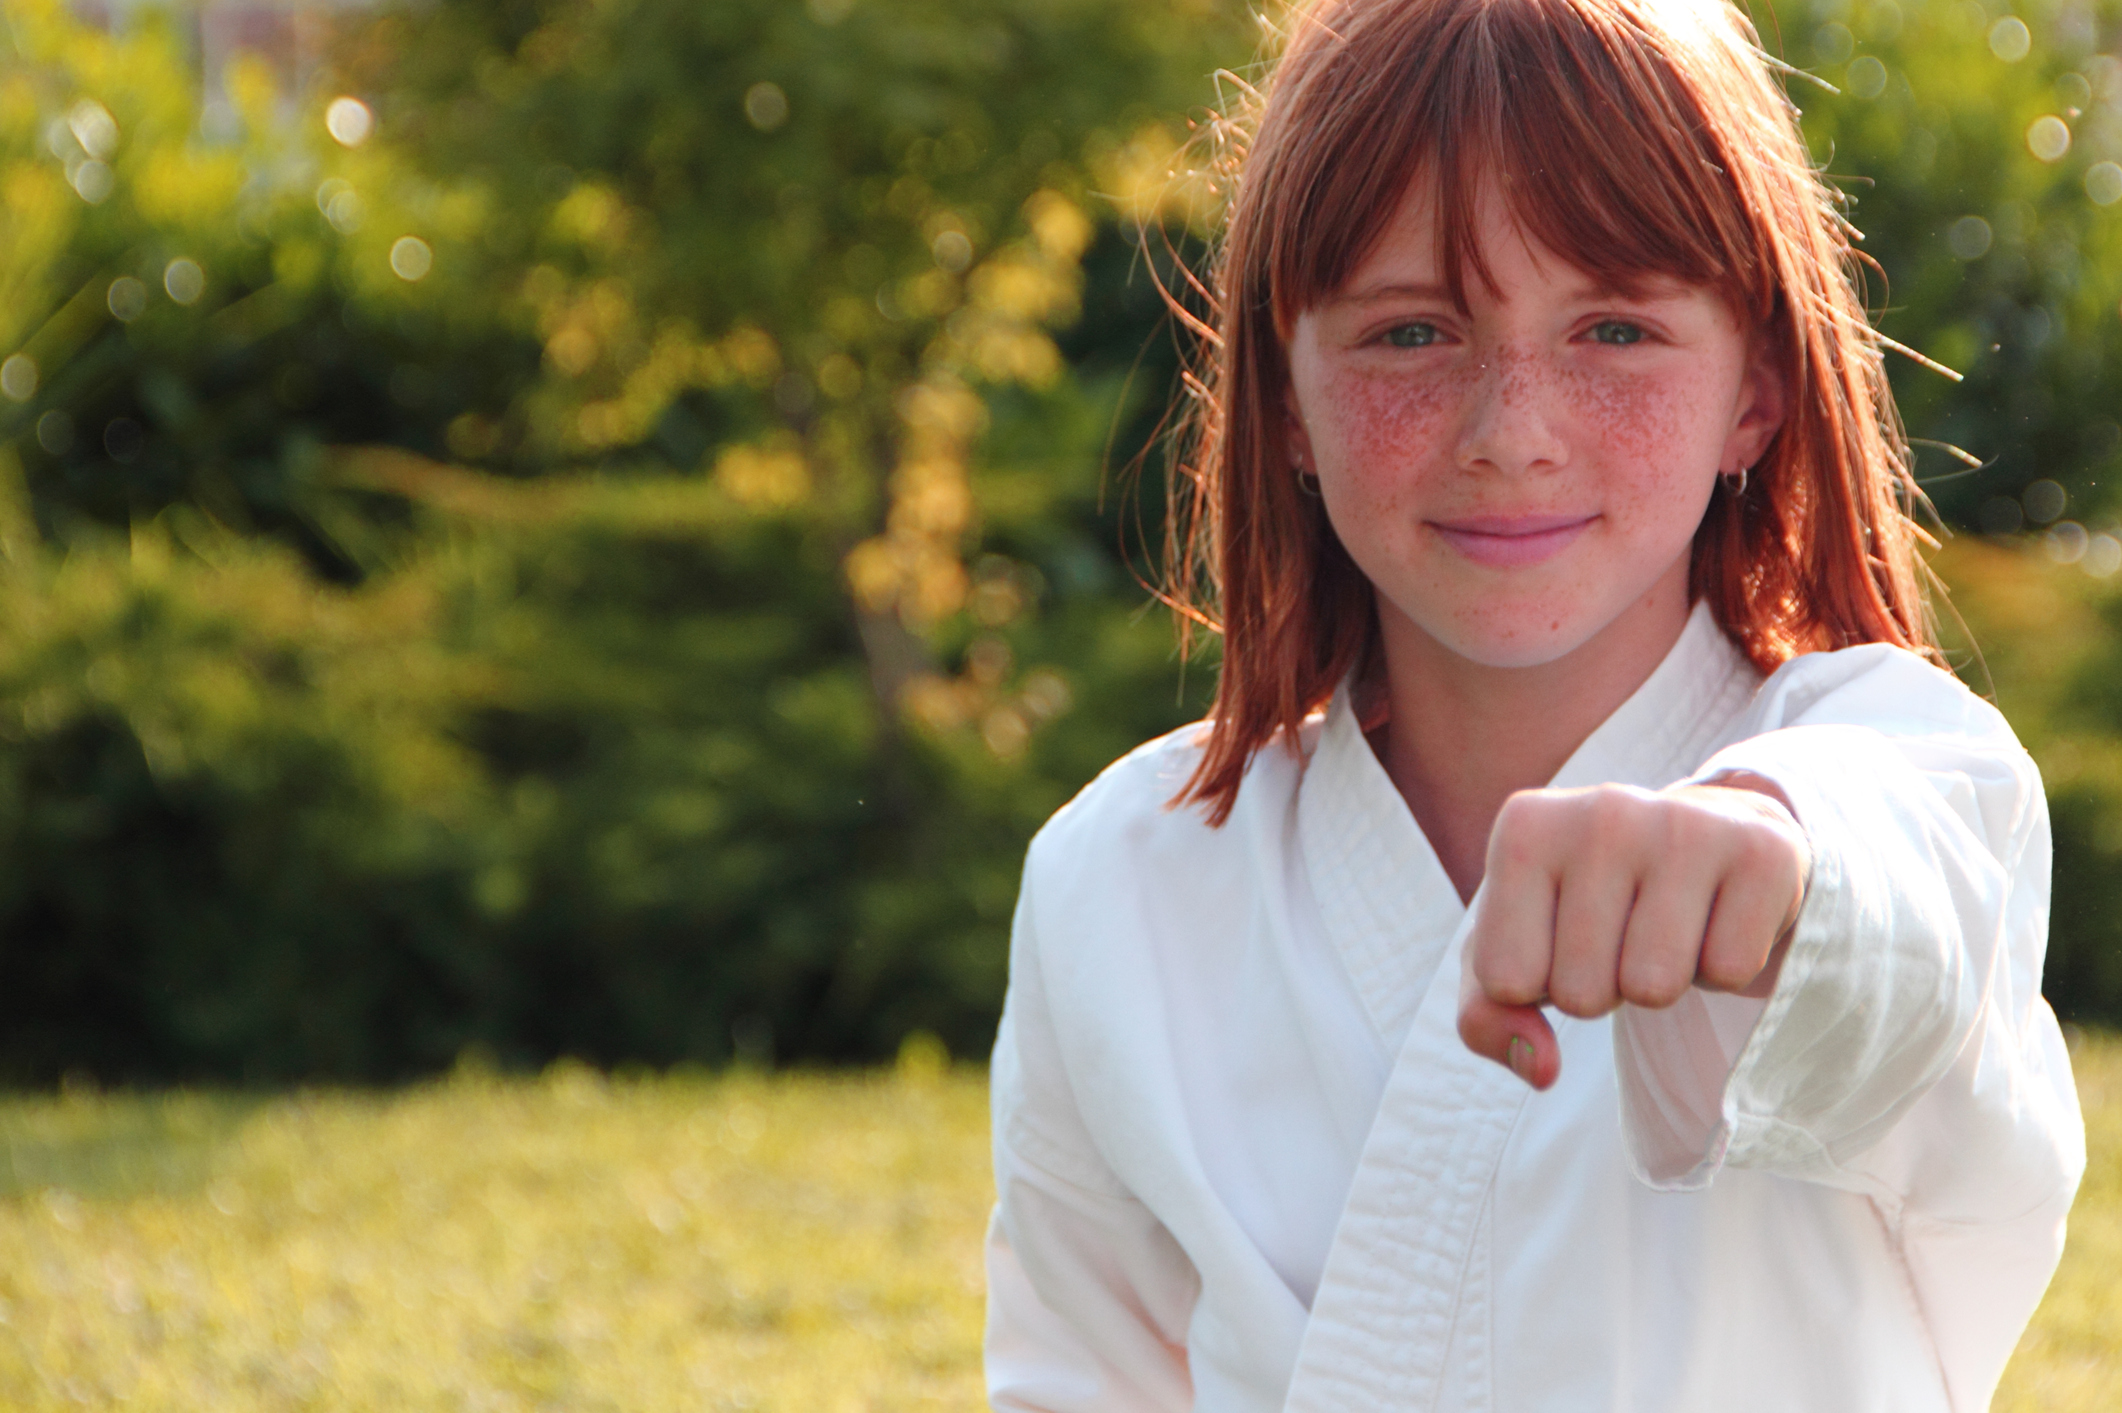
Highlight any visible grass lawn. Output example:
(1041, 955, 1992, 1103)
(0, 1033, 2114, 1411)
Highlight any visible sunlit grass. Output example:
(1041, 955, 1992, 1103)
(0, 1033, 2114, 1410)
(0, 1044, 990, 1412)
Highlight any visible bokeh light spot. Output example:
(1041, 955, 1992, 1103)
(2023, 479, 2068, 525)
(744, 82, 789, 132)
(164, 259, 205, 306)
(69, 159, 113, 204)
(391, 236, 434, 282)
(1948, 215, 1993, 259)
(0, 354, 37, 401)
(67, 100, 117, 160)
(2045, 520, 2089, 565)
(104, 418, 144, 463)
(1989, 16, 2031, 61)
(35, 411, 73, 455)
(931, 230, 973, 272)
(2087, 161, 2122, 207)
(326, 97, 374, 147)
(2027, 115, 2071, 163)
(326, 188, 364, 234)
(2086, 534, 2122, 578)
(1847, 56, 1887, 98)
(107, 277, 147, 322)
(2088, 530, 2122, 577)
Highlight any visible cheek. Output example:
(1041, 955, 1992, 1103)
(1555, 363, 1728, 520)
(1560, 368, 1681, 462)
(1315, 368, 1461, 490)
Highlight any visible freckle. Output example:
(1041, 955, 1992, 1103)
(1329, 367, 1456, 473)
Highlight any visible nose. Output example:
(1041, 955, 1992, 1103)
(1453, 346, 1568, 477)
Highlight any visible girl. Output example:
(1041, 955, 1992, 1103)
(985, 0, 2085, 1409)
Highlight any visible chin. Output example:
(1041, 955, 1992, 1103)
(1436, 628, 1596, 671)
(1415, 607, 1608, 671)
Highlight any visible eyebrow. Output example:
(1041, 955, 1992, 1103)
(1326, 274, 1695, 311)
(1330, 280, 1456, 307)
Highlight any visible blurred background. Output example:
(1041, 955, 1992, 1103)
(3, 0, 2122, 1087)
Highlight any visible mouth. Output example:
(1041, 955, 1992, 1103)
(1428, 513, 1597, 568)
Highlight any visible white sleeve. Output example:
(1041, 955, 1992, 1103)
(1610, 647, 2086, 1404)
(986, 875, 1198, 1413)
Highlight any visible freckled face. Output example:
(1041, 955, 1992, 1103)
(1285, 180, 1784, 671)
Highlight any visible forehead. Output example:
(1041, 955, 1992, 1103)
(1320, 170, 1701, 313)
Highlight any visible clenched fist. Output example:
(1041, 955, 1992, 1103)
(1457, 773, 1811, 1090)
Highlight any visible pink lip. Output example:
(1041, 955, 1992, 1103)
(1429, 513, 1597, 567)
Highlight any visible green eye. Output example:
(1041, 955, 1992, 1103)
(1384, 322, 1441, 348)
(1590, 320, 1646, 345)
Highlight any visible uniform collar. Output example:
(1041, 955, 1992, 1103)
(1296, 601, 1762, 1047)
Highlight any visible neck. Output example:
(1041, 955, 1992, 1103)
(1372, 590, 1693, 902)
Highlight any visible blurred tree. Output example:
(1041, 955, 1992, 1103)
(6, 0, 2122, 1081)
(0, 0, 1247, 1079)
(1787, 0, 2122, 530)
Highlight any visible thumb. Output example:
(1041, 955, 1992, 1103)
(1457, 990, 1560, 1091)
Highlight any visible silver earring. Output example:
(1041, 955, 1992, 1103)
(1296, 465, 1321, 498)
(1724, 464, 1750, 497)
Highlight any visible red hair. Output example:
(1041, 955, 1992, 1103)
(1167, 0, 1940, 824)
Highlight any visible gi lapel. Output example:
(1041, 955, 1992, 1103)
(1279, 899, 1525, 1413)
(1299, 684, 1465, 1052)
(1280, 605, 1760, 1413)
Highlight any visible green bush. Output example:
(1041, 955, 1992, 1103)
(5, 0, 2122, 1083)
(1789, 0, 2122, 527)
(0, 0, 1241, 1080)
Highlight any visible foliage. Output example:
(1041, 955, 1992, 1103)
(1935, 537, 2122, 1024)
(1788, 0, 2122, 529)
(5, 0, 2122, 1081)
(0, 0, 1245, 1080)
(0, 1037, 2117, 1409)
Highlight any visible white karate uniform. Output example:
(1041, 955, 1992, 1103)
(985, 603, 2085, 1413)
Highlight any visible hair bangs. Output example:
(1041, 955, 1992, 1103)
(1271, 0, 1780, 333)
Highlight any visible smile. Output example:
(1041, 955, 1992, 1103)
(1428, 513, 1597, 568)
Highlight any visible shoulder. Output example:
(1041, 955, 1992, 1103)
(1745, 641, 2018, 750)
(1021, 718, 1309, 920)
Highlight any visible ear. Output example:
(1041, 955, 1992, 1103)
(1722, 330, 1789, 473)
(1284, 383, 1317, 477)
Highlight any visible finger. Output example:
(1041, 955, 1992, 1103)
(1616, 862, 1715, 1010)
(1457, 990, 1561, 1090)
(1471, 795, 1562, 1007)
(1695, 831, 1800, 994)
(1697, 867, 1790, 994)
(1670, 778, 1808, 996)
(1546, 848, 1638, 1018)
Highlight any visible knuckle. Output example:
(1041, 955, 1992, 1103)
(1696, 943, 1762, 993)
(1487, 967, 1547, 1008)
(1546, 950, 1615, 1016)
(1492, 832, 1542, 875)
(1470, 945, 1510, 991)
(1584, 788, 1633, 833)
(1548, 976, 1612, 1018)
(1491, 794, 1556, 863)
(1619, 950, 1692, 1008)
(1746, 826, 1798, 878)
